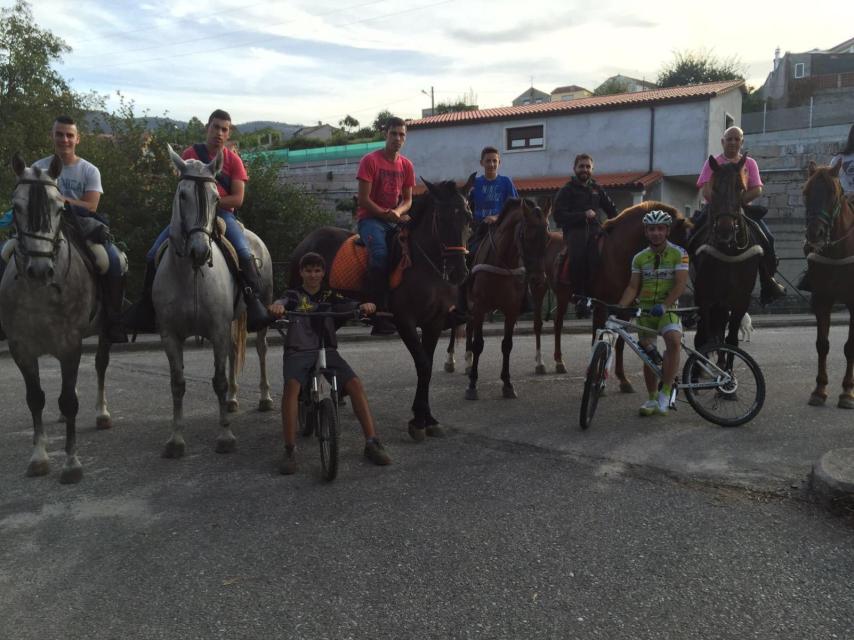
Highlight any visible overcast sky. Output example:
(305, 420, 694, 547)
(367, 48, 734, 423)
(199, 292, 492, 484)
(11, 0, 853, 126)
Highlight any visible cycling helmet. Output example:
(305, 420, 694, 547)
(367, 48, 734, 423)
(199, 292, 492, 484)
(642, 210, 672, 226)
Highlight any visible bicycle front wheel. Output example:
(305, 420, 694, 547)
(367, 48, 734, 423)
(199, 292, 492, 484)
(318, 396, 340, 481)
(580, 341, 609, 430)
(681, 343, 765, 427)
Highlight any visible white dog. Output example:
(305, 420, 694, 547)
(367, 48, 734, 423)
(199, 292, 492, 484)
(739, 313, 754, 342)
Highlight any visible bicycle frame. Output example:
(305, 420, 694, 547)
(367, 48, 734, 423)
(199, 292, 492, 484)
(595, 315, 736, 395)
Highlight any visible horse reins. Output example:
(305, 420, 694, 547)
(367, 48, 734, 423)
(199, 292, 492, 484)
(414, 201, 468, 281)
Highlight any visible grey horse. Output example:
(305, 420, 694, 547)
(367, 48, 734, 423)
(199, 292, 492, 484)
(157, 145, 273, 458)
(0, 154, 114, 484)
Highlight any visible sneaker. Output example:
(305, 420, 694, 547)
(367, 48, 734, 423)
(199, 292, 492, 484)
(278, 447, 297, 475)
(655, 393, 670, 416)
(364, 438, 392, 466)
(638, 399, 658, 417)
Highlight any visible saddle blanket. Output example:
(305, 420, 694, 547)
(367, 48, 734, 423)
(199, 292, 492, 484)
(329, 235, 404, 292)
(154, 217, 240, 270)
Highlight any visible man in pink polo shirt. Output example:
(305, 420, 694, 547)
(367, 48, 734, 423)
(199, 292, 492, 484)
(355, 116, 415, 335)
(696, 126, 785, 305)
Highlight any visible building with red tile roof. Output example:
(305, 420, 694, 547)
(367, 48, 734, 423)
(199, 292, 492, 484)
(404, 80, 745, 213)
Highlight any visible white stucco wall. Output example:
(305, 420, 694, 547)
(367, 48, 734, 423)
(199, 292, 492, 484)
(705, 90, 744, 166)
(405, 98, 730, 183)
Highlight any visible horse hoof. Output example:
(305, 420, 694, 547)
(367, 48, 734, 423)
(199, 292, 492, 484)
(465, 388, 478, 401)
(215, 438, 237, 454)
(425, 424, 446, 438)
(838, 395, 854, 409)
(96, 416, 113, 430)
(535, 364, 546, 375)
(408, 422, 426, 442)
(162, 440, 186, 459)
(26, 460, 50, 477)
(258, 398, 274, 412)
(226, 400, 239, 413)
(444, 362, 455, 373)
(619, 382, 636, 394)
(808, 394, 827, 407)
(555, 363, 567, 374)
(502, 385, 517, 399)
(59, 466, 83, 485)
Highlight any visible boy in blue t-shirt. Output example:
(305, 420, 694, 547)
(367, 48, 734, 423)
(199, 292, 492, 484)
(448, 147, 519, 327)
(470, 146, 519, 227)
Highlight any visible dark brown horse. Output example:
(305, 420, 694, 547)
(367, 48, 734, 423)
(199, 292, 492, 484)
(288, 177, 473, 439)
(531, 201, 691, 391)
(445, 198, 548, 400)
(802, 161, 854, 408)
(689, 156, 762, 351)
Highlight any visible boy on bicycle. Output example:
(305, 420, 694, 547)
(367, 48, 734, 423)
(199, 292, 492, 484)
(618, 210, 689, 417)
(268, 252, 392, 475)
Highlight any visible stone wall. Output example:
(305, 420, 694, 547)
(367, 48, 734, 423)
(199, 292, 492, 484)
(744, 123, 850, 302)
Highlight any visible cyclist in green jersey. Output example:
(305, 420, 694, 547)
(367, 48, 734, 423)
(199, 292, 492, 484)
(618, 210, 689, 416)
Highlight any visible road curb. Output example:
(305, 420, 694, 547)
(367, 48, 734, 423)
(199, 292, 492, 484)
(809, 448, 854, 515)
(0, 314, 843, 359)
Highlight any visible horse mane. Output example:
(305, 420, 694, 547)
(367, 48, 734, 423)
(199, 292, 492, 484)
(602, 201, 687, 231)
(409, 180, 461, 230)
(26, 169, 54, 233)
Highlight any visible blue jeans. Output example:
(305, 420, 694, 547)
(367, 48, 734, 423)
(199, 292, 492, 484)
(147, 209, 251, 262)
(357, 217, 396, 271)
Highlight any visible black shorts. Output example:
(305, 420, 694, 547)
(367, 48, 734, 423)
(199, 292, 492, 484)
(282, 350, 357, 389)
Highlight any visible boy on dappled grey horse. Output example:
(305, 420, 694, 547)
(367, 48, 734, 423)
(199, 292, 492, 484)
(124, 108, 269, 332)
(0, 115, 127, 343)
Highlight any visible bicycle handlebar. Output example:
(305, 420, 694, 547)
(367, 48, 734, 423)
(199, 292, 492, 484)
(571, 295, 698, 315)
(271, 309, 392, 328)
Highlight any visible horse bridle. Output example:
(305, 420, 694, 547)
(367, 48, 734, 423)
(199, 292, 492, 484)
(12, 178, 65, 261)
(173, 173, 218, 262)
(806, 185, 846, 253)
(414, 202, 469, 281)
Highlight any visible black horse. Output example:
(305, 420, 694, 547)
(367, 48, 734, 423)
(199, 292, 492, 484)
(288, 176, 474, 440)
(690, 156, 763, 350)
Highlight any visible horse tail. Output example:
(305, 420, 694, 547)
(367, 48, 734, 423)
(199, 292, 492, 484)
(232, 312, 247, 377)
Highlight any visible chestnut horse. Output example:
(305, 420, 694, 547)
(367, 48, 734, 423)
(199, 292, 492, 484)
(802, 161, 854, 408)
(689, 156, 762, 351)
(451, 198, 548, 400)
(531, 201, 691, 391)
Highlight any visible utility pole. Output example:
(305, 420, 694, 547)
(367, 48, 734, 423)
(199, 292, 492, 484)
(422, 86, 435, 114)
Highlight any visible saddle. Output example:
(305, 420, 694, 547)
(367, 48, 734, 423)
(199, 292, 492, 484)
(329, 233, 407, 293)
(154, 217, 240, 273)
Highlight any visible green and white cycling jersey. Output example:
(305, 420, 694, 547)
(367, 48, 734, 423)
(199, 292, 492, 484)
(630, 242, 690, 311)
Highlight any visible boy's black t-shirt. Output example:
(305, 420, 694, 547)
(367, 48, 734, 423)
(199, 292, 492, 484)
(273, 287, 359, 353)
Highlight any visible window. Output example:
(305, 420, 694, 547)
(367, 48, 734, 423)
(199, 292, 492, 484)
(725, 112, 734, 129)
(794, 62, 805, 79)
(506, 124, 544, 151)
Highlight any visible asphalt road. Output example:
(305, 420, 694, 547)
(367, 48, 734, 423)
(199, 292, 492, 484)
(1, 325, 854, 639)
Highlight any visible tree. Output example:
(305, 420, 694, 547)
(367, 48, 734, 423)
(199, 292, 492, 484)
(0, 0, 96, 195)
(434, 101, 477, 115)
(338, 114, 359, 132)
(372, 110, 396, 134)
(594, 77, 631, 96)
(657, 49, 745, 88)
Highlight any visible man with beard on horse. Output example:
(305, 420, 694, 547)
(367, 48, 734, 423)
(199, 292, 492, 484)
(552, 153, 617, 319)
(355, 116, 415, 336)
(694, 126, 786, 305)
(124, 109, 270, 332)
(0, 115, 127, 343)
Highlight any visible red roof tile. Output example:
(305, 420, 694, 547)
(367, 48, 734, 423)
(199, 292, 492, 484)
(514, 172, 664, 193)
(408, 80, 745, 129)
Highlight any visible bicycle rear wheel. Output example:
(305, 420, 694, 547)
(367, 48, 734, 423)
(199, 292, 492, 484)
(681, 343, 765, 427)
(580, 341, 609, 430)
(317, 396, 340, 481)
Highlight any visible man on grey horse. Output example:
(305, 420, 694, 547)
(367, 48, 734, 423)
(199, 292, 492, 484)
(124, 109, 269, 332)
(0, 115, 127, 343)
